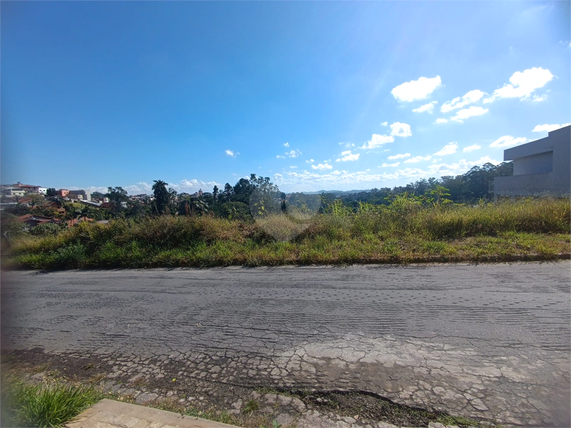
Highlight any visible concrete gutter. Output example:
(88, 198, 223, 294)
(66, 399, 242, 428)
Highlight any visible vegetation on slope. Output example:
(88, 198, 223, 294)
(7, 197, 570, 270)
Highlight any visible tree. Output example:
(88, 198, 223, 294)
(212, 185, 219, 202)
(46, 188, 57, 197)
(152, 180, 170, 215)
(106, 187, 128, 216)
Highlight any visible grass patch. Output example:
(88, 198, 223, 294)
(1, 377, 102, 428)
(6, 198, 570, 269)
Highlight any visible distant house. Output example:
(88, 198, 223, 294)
(68, 190, 87, 200)
(58, 189, 70, 197)
(17, 214, 57, 228)
(2, 187, 26, 197)
(493, 125, 571, 198)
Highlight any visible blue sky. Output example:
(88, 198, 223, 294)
(2, 1, 569, 194)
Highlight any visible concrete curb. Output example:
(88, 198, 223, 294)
(66, 399, 242, 428)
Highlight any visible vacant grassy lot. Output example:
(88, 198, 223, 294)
(6, 198, 570, 270)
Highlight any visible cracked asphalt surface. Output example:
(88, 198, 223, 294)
(2, 262, 570, 427)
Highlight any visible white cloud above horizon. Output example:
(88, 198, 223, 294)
(336, 150, 360, 162)
(391, 75, 442, 102)
(412, 101, 437, 113)
(362, 134, 395, 149)
(277, 149, 302, 159)
(390, 122, 412, 137)
(463, 144, 481, 152)
(388, 153, 410, 160)
(225, 149, 239, 157)
(284, 142, 290, 147)
(451, 106, 489, 122)
(532, 123, 570, 133)
(490, 135, 527, 148)
(441, 90, 485, 113)
(484, 67, 553, 103)
(404, 155, 432, 164)
(433, 142, 458, 156)
(311, 162, 333, 170)
(272, 156, 500, 191)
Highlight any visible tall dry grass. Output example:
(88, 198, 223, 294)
(8, 197, 570, 269)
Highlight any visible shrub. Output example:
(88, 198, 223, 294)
(2, 379, 100, 428)
(29, 223, 65, 237)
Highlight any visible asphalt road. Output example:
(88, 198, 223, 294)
(2, 262, 570, 426)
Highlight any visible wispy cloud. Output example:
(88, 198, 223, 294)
(441, 90, 485, 113)
(361, 134, 394, 149)
(404, 155, 432, 164)
(490, 135, 527, 148)
(336, 150, 360, 162)
(311, 162, 333, 170)
(381, 162, 400, 167)
(463, 144, 481, 152)
(532, 123, 570, 133)
(435, 118, 448, 124)
(391, 76, 442, 102)
(277, 149, 302, 159)
(412, 101, 437, 114)
(225, 149, 239, 157)
(433, 142, 458, 156)
(284, 142, 290, 147)
(484, 67, 553, 103)
(450, 106, 489, 122)
(388, 153, 410, 160)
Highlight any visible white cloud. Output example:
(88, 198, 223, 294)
(225, 149, 239, 157)
(433, 142, 458, 156)
(532, 123, 570, 133)
(404, 155, 432, 164)
(450, 106, 489, 122)
(284, 142, 290, 147)
(463, 144, 481, 152)
(272, 156, 500, 191)
(339, 142, 355, 148)
(336, 151, 360, 162)
(120, 179, 221, 195)
(289, 166, 297, 169)
(390, 122, 412, 137)
(380, 121, 388, 127)
(435, 118, 448, 124)
(361, 134, 394, 149)
(484, 67, 553, 103)
(388, 153, 410, 160)
(427, 156, 500, 176)
(391, 75, 442, 102)
(532, 94, 548, 102)
(311, 163, 333, 170)
(382, 162, 400, 167)
(441, 90, 485, 113)
(278, 149, 301, 159)
(412, 101, 437, 113)
(306, 159, 315, 163)
(490, 135, 527, 148)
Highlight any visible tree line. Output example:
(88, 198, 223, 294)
(3, 161, 514, 226)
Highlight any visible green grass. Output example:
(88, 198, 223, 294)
(6, 198, 570, 270)
(2, 378, 102, 428)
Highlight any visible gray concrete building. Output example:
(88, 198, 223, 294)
(493, 125, 570, 198)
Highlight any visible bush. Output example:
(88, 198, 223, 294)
(2, 379, 100, 428)
(29, 223, 65, 237)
